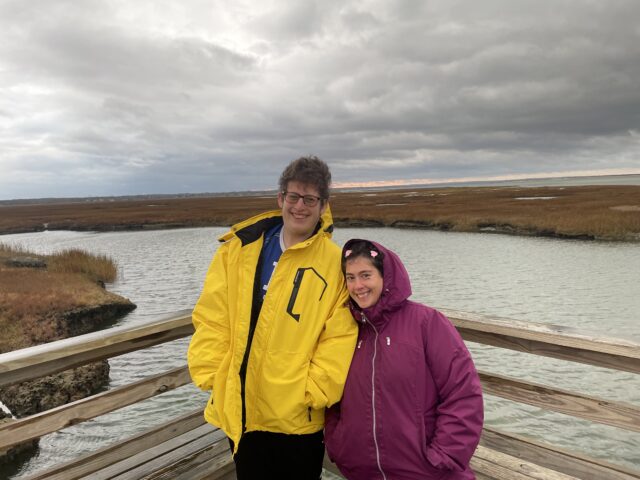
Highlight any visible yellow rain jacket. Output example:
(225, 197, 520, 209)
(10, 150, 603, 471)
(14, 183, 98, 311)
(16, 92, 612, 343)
(188, 206, 357, 451)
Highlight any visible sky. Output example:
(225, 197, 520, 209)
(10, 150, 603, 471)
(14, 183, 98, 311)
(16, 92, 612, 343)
(1, 0, 640, 200)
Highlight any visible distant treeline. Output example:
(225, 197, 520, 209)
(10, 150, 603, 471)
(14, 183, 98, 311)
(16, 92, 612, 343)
(0, 190, 276, 206)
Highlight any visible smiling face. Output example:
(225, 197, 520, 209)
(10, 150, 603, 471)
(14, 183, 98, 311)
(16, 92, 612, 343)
(345, 256, 384, 309)
(278, 180, 327, 247)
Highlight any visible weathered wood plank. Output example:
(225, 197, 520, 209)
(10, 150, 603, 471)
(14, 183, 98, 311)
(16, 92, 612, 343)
(475, 473, 495, 480)
(470, 456, 536, 480)
(145, 435, 233, 480)
(475, 444, 580, 479)
(201, 470, 237, 480)
(326, 445, 581, 480)
(200, 469, 237, 480)
(0, 310, 193, 388)
(444, 309, 640, 357)
(481, 427, 640, 480)
(471, 446, 579, 479)
(106, 426, 227, 480)
(443, 309, 640, 374)
(91, 425, 216, 479)
(478, 370, 640, 433)
(90, 424, 218, 479)
(0, 366, 191, 451)
(23, 409, 206, 480)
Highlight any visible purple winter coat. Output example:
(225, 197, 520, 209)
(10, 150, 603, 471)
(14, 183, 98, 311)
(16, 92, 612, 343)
(325, 240, 483, 480)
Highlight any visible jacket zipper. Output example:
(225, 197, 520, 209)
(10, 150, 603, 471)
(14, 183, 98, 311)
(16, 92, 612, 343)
(362, 312, 387, 480)
(239, 246, 267, 432)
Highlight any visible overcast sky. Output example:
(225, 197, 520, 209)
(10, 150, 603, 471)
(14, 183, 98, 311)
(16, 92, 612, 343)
(1, 0, 639, 199)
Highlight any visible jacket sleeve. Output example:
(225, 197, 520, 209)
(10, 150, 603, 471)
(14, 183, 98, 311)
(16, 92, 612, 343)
(305, 284, 358, 409)
(187, 242, 231, 392)
(424, 309, 484, 472)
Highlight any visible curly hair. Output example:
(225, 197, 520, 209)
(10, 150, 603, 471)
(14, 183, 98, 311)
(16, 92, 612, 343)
(278, 156, 331, 201)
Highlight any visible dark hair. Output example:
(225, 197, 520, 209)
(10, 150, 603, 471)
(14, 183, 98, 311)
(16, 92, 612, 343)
(342, 240, 384, 276)
(278, 156, 331, 202)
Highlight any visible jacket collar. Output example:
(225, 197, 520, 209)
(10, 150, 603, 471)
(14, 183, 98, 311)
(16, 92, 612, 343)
(219, 204, 335, 247)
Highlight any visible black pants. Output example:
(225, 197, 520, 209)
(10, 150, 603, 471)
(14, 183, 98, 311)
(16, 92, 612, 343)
(229, 430, 325, 480)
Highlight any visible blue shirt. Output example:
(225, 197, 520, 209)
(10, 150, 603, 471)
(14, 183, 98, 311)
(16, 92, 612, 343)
(260, 223, 284, 300)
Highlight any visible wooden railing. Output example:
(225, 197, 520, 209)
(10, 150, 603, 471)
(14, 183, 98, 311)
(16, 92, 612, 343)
(1, 309, 639, 479)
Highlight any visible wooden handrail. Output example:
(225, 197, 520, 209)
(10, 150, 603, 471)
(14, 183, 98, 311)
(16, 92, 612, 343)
(443, 309, 640, 374)
(0, 309, 193, 388)
(478, 371, 640, 433)
(2, 309, 638, 389)
(1, 308, 638, 479)
(0, 309, 636, 427)
(0, 367, 192, 451)
(480, 427, 640, 480)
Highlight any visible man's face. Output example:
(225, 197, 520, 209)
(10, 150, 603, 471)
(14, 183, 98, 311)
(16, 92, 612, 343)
(278, 181, 327, 242)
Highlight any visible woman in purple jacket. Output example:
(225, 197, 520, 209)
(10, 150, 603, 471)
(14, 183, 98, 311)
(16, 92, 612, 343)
(325, 239, 484, 480)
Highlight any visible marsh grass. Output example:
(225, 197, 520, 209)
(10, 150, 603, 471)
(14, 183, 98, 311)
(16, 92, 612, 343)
(0, 244, 120, 352)
(0, 243, 29, 256)
(48, 249, 117, 283)
(0, 185, 638, 240)
(330, 185, 640, 240)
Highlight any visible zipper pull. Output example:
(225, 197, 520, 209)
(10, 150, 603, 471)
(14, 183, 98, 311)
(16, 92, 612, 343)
(386, 336, 391, 346)
(357, 340, 363, 349)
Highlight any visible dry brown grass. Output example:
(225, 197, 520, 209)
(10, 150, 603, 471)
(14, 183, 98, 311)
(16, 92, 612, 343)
(0, 185, 639, 240)
(0, 245, 122, 352)
(48, 249, 117, 283)
(329, 185, 640, 240)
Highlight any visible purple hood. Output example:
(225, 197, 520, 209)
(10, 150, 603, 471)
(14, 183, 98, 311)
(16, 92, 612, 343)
(349, 238, 412, 327)
(325, 239, 484, 480)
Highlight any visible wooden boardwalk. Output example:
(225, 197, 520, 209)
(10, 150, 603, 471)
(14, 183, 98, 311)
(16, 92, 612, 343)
(1, 309, 639, 479)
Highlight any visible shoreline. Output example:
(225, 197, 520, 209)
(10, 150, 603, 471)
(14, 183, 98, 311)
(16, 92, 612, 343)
(0, 219, 620, 242)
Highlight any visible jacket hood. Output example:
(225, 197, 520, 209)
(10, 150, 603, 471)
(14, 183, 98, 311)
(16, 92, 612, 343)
(342, 239, 412, 323)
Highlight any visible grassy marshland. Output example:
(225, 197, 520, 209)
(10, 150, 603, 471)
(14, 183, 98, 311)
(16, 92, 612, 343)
(331, 185, 640, 241)
(0, 244, 131, 353)
(0, 185, 639, 241)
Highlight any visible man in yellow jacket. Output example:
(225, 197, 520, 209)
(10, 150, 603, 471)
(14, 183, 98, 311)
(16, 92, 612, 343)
(188, 156, 358, 479)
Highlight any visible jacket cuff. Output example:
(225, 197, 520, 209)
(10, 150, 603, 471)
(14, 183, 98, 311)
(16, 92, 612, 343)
(305, 376, 329, 409)
(426, 446, 447, 470)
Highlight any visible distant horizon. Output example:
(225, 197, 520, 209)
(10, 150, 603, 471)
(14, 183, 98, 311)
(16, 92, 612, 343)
(332, 168, 640, 189)
(2, 170, 639, 204)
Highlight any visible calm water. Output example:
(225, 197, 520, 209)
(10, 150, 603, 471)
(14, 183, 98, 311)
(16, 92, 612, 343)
(345, 173, 640, 192)
(1, 227, 639, 477)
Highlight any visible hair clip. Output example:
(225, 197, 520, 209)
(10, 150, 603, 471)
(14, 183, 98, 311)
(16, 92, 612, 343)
(370, 251, 378, 258)
(345, 249, 352, 257)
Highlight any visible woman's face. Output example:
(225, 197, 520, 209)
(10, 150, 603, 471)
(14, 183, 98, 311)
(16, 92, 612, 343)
(345, 256, 384, 309)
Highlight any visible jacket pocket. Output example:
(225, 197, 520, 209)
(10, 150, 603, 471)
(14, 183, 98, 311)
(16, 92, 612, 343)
(285, 267, 328, 323)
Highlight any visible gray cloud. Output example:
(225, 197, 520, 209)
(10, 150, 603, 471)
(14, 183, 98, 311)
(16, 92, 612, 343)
(1, 0, 639, 199)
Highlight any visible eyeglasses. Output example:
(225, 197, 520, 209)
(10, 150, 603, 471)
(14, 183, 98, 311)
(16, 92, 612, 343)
(282, 191, 323, 207)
